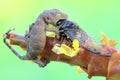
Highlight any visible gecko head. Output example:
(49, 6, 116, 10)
(42, 9, 68, 25)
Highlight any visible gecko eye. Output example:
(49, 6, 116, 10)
(47, 17, 49, 20)
(44, 16, 51, 24)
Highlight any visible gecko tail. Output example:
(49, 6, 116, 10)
(3, 35, 26, 60)
(3, 28, 27, 60)
(3, 29, 46, 67)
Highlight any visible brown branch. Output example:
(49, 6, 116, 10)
(6, 33, 111, 79)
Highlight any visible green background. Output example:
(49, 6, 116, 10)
(0, 0, 120, 80)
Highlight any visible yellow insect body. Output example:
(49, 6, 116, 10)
(52, 39, 80, 57)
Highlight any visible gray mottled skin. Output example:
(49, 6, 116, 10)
(25, 9, 67, 58)
(3, 9, 68, 67)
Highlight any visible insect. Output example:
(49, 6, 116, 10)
(55, 19, 112, 56)
(3, 9, 68, 67)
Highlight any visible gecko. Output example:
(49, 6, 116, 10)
(3, 9, 68, 67)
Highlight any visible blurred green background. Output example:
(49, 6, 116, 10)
(0, 0, 120, 80)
